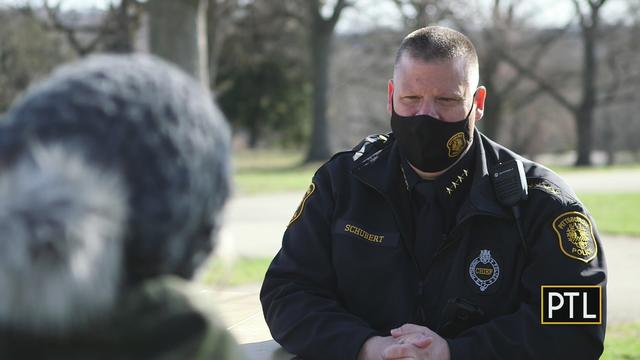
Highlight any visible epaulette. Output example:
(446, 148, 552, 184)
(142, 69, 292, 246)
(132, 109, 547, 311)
(527, 178, 563, 200)
(351, 133, 390, 162)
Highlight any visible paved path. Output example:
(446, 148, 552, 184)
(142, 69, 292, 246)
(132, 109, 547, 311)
(217, 167, 640, 260)
(215, 192, 301, 259)
(561, 169, 640, 193)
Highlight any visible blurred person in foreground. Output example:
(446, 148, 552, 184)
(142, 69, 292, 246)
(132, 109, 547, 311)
(261, 26, 606, 360)
(0, 54, 242, 359)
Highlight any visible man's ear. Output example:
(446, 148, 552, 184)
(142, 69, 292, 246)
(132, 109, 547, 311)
(473, 86, 487, 121)
(387, 79, 394, 114)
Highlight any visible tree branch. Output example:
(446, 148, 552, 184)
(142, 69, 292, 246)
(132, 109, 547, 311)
(43, 0, 109, 55)
(597, 91, 637, 105)
(598, 71, 640, 104)
(498, 20, 573, 96)
(498, 47, 578, 114)
(509, 84, 545, 110)
(328, 0, 352, 27)
(572, 0, 587, 28)
(391, 0, 411, 28)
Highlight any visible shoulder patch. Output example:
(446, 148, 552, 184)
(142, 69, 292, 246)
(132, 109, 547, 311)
(552, 211, 597, 263)
(352, 134, 389, 161)
(288, 182, 316, 227)
(528, 179, 562, 198)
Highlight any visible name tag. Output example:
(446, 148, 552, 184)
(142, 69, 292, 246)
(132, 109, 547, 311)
(335, 220, 399, 248)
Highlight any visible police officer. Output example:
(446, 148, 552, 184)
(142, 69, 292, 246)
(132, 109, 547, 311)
(261, 26, 606, 360)
(0, 54, 242, 359)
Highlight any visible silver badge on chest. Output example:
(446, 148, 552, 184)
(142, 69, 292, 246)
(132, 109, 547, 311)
(469, 250, 500, 292)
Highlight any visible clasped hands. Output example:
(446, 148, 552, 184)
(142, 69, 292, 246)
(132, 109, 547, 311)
(358, 324, 450, 360)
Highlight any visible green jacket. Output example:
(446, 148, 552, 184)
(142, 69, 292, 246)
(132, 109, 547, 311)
(0, 277, 244, 360)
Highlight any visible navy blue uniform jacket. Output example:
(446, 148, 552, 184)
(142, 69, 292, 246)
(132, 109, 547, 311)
(260, 131, 606, 360)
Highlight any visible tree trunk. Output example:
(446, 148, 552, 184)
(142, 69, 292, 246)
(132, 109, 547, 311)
(147, 0, 209, 85)
(575, 105, 594, 166)
(603, 120, 615, 165)
(479, 56, 502, 140)
(575, 4, 599, 166)
(207, 0, 231, 91)
(305, 12, 335, 162)
(248, 117, 260, 149)
(482, 92, 503, 141)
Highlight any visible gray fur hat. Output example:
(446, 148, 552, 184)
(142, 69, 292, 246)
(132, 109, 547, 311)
(0, 54, 231, 334)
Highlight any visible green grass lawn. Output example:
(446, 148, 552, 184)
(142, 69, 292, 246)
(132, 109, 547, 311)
(579, 192, 640, 237)
(199, 257, 272, 287)
(551, 163, 640, 174)
(233, 149, 319, 194)
(602, 322, 640, 359)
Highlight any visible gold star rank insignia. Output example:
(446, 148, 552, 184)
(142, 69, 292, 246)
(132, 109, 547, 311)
(288, 182, 316, 227)
(552, 211, 597, 263)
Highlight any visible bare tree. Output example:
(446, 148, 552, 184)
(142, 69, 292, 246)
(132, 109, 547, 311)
(306, 0, 354, 162)
(207, 0, 239, 90)
(447, 0, 571, 143)
(0, 6, 71, 113)
(497, 0, 611, 166)
(594, 2, 640, 164)
(41, 0, 144, 56)
(391, 0, 448, 29)
(572, 0, 606, 165)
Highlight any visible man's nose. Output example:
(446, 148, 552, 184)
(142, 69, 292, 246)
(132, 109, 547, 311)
(416, 100, 437, 117)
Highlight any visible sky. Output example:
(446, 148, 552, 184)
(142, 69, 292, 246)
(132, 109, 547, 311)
(0, 0, 113, 9)
(0, 0, 631, 33)
(335, 0, 631, 33)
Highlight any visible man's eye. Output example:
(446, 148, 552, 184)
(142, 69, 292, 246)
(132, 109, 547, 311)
(437, 98, 460, 105)
(402, 97, 420, 102)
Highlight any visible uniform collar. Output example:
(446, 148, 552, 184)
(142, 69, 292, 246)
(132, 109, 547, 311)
(352, 137, 414, 241)
(399, 155, 421, 191)
(400, 144, 475, 206)
(352, 130, 511, 221)
(351, 134, 401, 197)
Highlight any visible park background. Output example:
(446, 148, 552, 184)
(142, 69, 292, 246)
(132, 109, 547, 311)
(1, 0, 639, 358)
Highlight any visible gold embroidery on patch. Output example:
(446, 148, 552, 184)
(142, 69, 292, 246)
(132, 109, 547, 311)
(529, 181, 561, 196)
(447, 132, 467, 158)
(288, 183, 316, 227)
(552, 211, 597, 263)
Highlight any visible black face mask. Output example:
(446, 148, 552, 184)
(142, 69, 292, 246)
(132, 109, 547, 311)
(391, 97, 475, 173)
